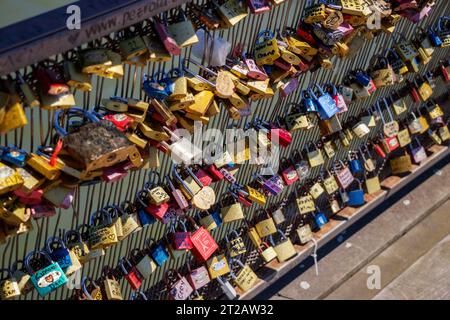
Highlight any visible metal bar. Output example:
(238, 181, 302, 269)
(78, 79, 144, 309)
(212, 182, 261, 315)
(0, 0, 190, 75)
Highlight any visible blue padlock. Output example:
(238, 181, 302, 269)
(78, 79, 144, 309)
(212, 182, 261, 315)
(347, 180, 365, 207)
(349, 152, 363, 174)
(25, 250, 68, 297)
(301, 89, 317, 113)
(308, 84, 339, 120)
(428, 27, 442, 47)
(314, 210, 329, 228)
(0, 146, 27, 167)
(352, 69, 371, 87)
(142, 74, 169, 100)
(148, 239, 169, 267)
(45, 237, 73, 271)
(135, 190, 157, 226)
(263, 65, 273, 74)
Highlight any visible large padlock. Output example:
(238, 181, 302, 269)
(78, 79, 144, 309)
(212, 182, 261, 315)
(25, 251, 68, 297)
(269, 230, 297, 263)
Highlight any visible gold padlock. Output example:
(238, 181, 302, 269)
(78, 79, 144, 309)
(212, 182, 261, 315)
(142, 36, 171, 62)
(0, 101, 28, 134)
(16, 167, 45, 193)
(216, 0, 248, 27)
(80, 49, 113, 74)
(127, 99, 149, 123)
(169, 93, 195, 111)
(186, 91, 214, 116)
(119, 35, 148, 60)
(0, 163, 24, 196)
(100, 51, 124, 79)
(63, 61, 92, 92)
(40, 91, 76, 110)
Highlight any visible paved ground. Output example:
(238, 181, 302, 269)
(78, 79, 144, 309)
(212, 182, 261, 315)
(261, 156, 450, 300)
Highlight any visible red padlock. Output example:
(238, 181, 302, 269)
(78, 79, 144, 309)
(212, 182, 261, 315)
(409, 82, 421, 103)
(195, 167, 213, 187)
(35, 66, 69, 96)
(171, 220, 193, 250)
(14, 189, 43, 205)
(119, 258, 143, 290)
(382, 136, 400, 154)
(206, 164, 224, 181)
(280, 158, 299, 185)
(103, 113, 133, 132)
(269, 128, 292, 148)
(296, 22, 317, 45)
(146, 202, 170, 222)
(188, 217, 218, 263)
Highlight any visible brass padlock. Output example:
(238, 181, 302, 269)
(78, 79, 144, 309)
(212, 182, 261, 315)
(0, 101, 28, 134)
(0, 162, 24, 195)
(63, 61, 92, 92)
(119, 35, 148, 60)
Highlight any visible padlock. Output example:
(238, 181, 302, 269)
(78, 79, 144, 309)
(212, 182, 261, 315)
(295, 188, 316, 216)
(309, 84, 339, 120)
(119, 258, 143, 290)
(25, 250, 68, 297)
(225, 229, 247, 257)
(297, 222, 313, 245)
(306, 142, 324, 168)
(207, 254, 231, 281)
(102, 269, 123, 301)
(153, 16, 181, 55)
(230, 259, 259, 292)
(309, 181, 325, 200)
(186, 258, 210, 291)
(129, 249, 157, 280)
(409, 137, 428, 164)
(35, 66, 69, 96)
(188, 217, 218, 263)
(89, 210, 119, 250)
(390, 153, 412, 175)
(269, 230, 297, 263)
(0, 269, 21, 300)
(347, 179, 365, 207)
(254, 30, 281, 66)
(63, 61, 92, 92)
(279, 157, 299, 185)
(64, 230, 91, 265)
(259, 242, 278, 263)
(167, 9, 199, 48)
(220, 193, 245, 223)
(217, 276, 237, 300)
(0, 100, 28, 134)
(322, 170, 339, 195)
(313, 207, 329, 229)
(215, 0, 248, 27)
(334, 160, 355, 190)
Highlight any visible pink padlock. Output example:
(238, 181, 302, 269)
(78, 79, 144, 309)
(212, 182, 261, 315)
(244, 54, 268, 80)
(280, 78, 299, 98)
(195, 168, 213, 187)
(337, 22, 354, 36)
(29, 204, 57, 219)
(14, 189, 43, 205)
(248, 0, 271, 14)
(274, 58, 292, 71)
(102, 162, 130, 183)
(146, 202, 170, 222)
(154, 18, 181, 56)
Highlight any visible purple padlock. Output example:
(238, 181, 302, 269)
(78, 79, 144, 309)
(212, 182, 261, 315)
(61, 189, 75, 209)
(102, 162, 131, 183)
(29, 204, 57, 219)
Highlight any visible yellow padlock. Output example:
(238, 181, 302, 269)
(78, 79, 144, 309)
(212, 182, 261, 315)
(186, 91, 214, 116)
(0, 101, 28, 134)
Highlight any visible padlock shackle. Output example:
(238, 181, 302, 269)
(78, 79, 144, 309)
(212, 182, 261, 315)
(53, 108, 99, 137)
(24, 250, 54, 275)
(45, 236, 67, 254)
